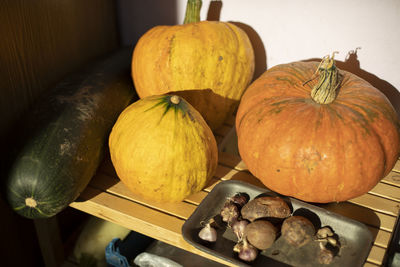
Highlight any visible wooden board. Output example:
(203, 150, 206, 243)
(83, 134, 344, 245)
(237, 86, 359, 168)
(1, 1, 119, 266)
(70, 119, 400, 266)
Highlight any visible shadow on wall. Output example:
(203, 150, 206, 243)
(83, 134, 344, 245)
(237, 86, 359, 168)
(116, 0, 178, 46)
(336, 48, 400, 117)
(305, 48, 400, 117)
(206, 1, 267, 81)
(230, 21, 267, 81)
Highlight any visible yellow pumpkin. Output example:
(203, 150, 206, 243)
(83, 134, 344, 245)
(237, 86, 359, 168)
(131, 0, 255, 130)
(109, 94, 218, 202)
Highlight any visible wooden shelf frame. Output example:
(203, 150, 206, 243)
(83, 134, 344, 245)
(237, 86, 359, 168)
(70, 119, 400, 266)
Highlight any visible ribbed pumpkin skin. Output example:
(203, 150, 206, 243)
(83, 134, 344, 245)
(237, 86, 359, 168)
(236, 61, 400, 203)
(132, 21, 255, 130)
(109, 95, 218, 202)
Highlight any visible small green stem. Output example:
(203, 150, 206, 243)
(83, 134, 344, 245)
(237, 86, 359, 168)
(183, 0, 202, 24)
(310, 52, 342, 104)
(170, 95, 181, 104)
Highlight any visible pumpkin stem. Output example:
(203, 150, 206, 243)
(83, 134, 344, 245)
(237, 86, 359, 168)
(183, 0, 202, 24)
(25, 197, 37, 208)
(309, 52, 342, 104)
(170, 95, 181, 104)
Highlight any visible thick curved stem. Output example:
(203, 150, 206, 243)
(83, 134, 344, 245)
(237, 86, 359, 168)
(310, 52, 342, 104)
(183, 0, 202, 24)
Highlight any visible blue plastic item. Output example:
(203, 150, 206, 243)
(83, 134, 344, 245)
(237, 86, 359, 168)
(105, 231, 155, 267)
(105, 238, 130, 267)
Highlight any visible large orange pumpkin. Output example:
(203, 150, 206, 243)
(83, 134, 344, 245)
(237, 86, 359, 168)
(236, 54, 400, 203)
(131, 0, 255, 130)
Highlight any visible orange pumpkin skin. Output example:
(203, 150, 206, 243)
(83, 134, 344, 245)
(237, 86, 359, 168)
(236, 61, 400, 203)
(132, 21, 255, 130)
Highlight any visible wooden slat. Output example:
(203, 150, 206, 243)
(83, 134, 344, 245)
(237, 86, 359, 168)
(219, 153, 400, 194)
(89, 173, 197, 220)
(217, 153, 400, 224)
(391, 160, 400, 173)
(215, 164, 266, 188)
(367, 245, 386, 265)
(184, 190, 209, 205)
(321, 202, 397, 232)
(70, 186, 237, 267)
(91, 168, 397, 240)
(348, 193, 400, 217)
(91, 168, 395, 248)
(89, 168, 395, 265)
(364, 262, 380, 267)
(71, 187, 184, 240)
(78, 179, 389, 266)
(72, 183, 390, 266)
(219, 153, 400, 197)
(369, 182, 400, 202)
(382, 170, 400, 187)
(368, 227, 391, 248)
(75, 129, 400, 267)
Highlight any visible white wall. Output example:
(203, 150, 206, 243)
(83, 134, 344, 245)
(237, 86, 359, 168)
(118, 0, 400, 114)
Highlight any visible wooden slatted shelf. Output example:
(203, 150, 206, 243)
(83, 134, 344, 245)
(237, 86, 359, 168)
(70, 118, 400, 266)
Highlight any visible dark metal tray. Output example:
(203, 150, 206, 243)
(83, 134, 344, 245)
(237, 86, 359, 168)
(182, 180, 373, 267)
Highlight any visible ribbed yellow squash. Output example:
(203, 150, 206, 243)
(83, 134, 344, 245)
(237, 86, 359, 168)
(131, 0, 255, 130)
(109, 95, 218, 202)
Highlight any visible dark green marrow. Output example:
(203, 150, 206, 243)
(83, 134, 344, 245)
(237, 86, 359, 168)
(4, 49, 137, 219)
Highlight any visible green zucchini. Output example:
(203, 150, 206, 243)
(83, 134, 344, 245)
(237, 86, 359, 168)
(4, 49, 136, 219)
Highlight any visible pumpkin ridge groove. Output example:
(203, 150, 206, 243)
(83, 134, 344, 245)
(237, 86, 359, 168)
(109, 94, 218, 203)
(236, 56, 400, 203)
(132, 2, 255, 130)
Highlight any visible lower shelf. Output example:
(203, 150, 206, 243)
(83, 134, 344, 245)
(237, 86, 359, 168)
(70, 122, 400, 266)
